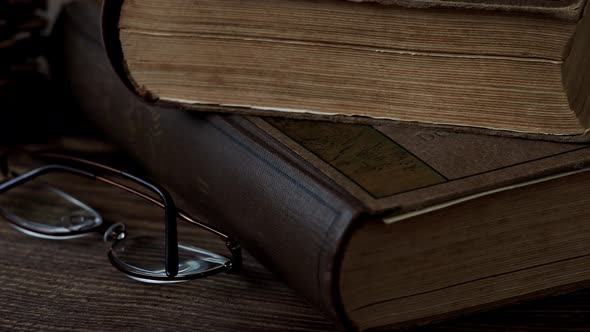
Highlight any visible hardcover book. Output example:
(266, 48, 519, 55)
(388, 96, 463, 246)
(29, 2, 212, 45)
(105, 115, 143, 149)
(102, 0, 590, 140)
(64, 1, 590, 331)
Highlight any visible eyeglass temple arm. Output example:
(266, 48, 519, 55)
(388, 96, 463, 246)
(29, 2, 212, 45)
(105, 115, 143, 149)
(0, 164, 180, 278)
(0, 164, 95, 194)
(177, 207, 242, 272)
(104, 172, 179, 277)
(40, 153, 227, 232)
(98, 175, 242, 273)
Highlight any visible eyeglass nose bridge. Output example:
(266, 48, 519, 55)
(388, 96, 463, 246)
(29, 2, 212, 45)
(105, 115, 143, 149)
(103, 222, 127, 243)
(224, 238, 242, 273)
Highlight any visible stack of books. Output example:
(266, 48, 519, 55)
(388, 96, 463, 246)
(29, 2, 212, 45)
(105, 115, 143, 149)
(65, 0, 590, 330)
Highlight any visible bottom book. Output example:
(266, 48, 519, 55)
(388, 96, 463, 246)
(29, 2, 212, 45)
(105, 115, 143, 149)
(57, 1, 590, 330)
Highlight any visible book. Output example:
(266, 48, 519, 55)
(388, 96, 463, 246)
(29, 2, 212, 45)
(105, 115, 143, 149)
(101, 0, 590, 140)
(64, 1, 590, 331)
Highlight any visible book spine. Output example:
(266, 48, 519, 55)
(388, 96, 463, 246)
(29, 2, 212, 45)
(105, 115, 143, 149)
(57, 2, 365, 330)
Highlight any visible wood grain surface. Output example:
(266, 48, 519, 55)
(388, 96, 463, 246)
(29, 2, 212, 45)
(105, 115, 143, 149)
(1, 145, 590, 332)
(0, 142, 335, 331)
(2, 0, 589, 330)
(0, 158, 337, 332)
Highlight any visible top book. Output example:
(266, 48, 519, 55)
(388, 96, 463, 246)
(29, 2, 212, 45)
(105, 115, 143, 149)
(102, 0, 590, 140)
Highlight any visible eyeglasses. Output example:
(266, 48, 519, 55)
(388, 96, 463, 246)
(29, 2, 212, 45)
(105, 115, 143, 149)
(0, 148, 241, 283)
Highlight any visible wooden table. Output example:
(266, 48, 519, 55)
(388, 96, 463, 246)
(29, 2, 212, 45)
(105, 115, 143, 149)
(0, 143, 335, 331)
(1, 138, 590, 332)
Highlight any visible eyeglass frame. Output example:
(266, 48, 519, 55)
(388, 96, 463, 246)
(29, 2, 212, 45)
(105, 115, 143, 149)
(0, 148, 242, 281)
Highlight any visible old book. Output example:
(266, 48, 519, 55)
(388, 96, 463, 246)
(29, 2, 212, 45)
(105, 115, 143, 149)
(64, 2, 590, 331)
(101, 0, 590, 140)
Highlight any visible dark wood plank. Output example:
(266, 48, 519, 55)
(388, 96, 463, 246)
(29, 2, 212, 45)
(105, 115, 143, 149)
(0, 152, 336, 332)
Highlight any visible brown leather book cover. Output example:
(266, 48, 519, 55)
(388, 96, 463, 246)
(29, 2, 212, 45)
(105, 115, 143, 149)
(63, 1, 590, 330)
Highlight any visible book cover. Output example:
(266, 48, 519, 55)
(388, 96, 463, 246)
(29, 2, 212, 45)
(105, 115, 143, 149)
(63, 1, 590, 330)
